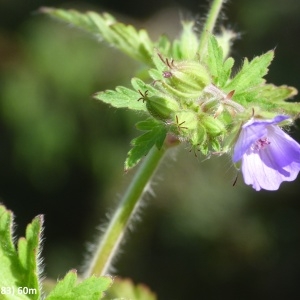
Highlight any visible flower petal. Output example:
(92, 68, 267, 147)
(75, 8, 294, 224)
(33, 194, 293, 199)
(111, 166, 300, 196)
(241, 150, 293, 191)
(233, 115, 300, 191)
(265, 125, 300, 168)
(233, 115, 290, 163)
(233, 123, 266, 162)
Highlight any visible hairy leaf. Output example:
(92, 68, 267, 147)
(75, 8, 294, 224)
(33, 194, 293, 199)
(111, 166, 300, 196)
(258, 84, 298, 103)
(0, 204, 43, 300)
(154, 35, 172, 56)
(225, 50, 274, 95)
(94, 86, 146, 111)
(45, 270, 112, 300)
(131, 77, 158, 95)
(125, 119, 166, 170)
(41, 8, 154, 65)
(256, 84, 300, 114)
(206, 35, 234, 87)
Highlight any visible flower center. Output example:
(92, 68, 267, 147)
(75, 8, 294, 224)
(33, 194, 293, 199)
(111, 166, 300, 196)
(251, 137, 271, 152)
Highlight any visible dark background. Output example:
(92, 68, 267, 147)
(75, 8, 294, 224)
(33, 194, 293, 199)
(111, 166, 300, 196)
(1, 0, 300, 299)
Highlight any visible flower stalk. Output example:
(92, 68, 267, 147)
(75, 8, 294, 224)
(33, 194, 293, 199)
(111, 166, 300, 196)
(84, 144, 167, 277)
(83, 0, 225, 277)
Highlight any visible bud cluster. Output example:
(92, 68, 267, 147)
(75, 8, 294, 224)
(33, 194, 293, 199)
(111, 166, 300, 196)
(142, 53, 243, 155)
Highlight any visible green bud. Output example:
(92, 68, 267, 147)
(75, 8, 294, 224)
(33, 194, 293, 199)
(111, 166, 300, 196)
(201, 115, 226, 137)
(174, 110, 198, 132)
(199, 141, 209, 156)
(211, 137, 222, 152)
(190, 123, 207, 147)
(146, 95, 180, 121)
(166, 60, 211, 94)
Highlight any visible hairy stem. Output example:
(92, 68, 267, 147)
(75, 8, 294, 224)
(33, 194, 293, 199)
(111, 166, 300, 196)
(84, 144, 167, 277)
(84, 0, 225, 278)
(198, 0, 225, 56)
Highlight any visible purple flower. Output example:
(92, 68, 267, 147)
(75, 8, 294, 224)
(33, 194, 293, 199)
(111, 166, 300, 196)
(233, 115, 300, 191)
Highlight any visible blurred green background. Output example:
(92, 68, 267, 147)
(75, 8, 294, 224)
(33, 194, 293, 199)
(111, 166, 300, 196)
(1, 0, 300, 299)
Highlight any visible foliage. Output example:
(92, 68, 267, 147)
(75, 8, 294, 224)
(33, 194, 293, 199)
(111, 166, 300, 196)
(0, 204, 42, 300)
(45, 271, 112, 300)
(0, 205, 112, 299)
(42, 8, 299, 172)
(0, 2, 299, 299)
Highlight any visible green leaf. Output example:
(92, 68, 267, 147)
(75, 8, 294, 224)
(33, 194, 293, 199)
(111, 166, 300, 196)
(256, 84, 300, 115)
(109, 22, 153, 64)
(151, 50, 168, 75)
(131, 78, 158, 95)
(206, 35, 234, 87)
(94, 86, 147, 111)
(103, 278, 157, 300)
(221, 57, 235, 86)
(94, 78, 159, 111)
(154, 35, 172, 56)
(257, 84, 298, 103)
(125, 119, 167, 170)
(225, 50, 274, 95)
(45, 270, 112, 300)
(41, 8, 154, 65)
(40, 7, 107, 36)
(0, 204, 43, 300)
(148, 68, 163, 81)
(206, 35, 223, 80)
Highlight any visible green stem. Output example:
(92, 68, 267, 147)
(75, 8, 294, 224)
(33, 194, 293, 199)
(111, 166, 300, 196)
(84, 0, 225, 278)
(198, 0, 225, 56)
(84, 144, 167, 277)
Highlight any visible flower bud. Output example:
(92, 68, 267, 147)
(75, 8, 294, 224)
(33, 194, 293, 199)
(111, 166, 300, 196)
(146, 95, 180, 121)
(167, 61, 211, 94)
(201, 115, 226, 137)
(173, 110, 198, 134)
(190, 123, 207, 147)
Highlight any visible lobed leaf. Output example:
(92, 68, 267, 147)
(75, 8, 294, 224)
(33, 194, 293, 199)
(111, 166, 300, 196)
(221, 57, 235, 86)
(0, 204, 43, 300)
(18, 215, 43, 298)
(257, 84, 298, 103)
(206, 35, 234, 87)
(94, 86, 147, 111)
(225, 50, 274, 95)
(255, 84, 300, 115)
(45, 270, 112, 300)
(41, 8, 154, 65)
(131, 77, 158, 95)
(206, 35, 223, 81)
(40, 7, 103, 35)
(125, 119, 166, 171)
(154, 35, 172, 56)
